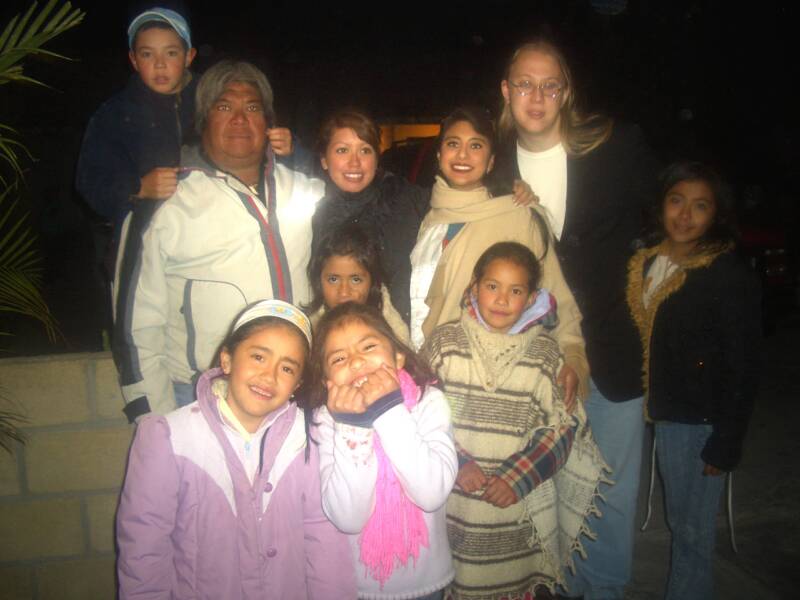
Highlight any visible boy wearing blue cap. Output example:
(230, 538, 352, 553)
(76, 7, 198, 240)
(76, 7, 294, 245)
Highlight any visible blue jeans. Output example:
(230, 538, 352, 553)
(413, 591, 444, 600)
(656, 422, 724, 600)
(562, 380, 645, 599)
(173, 381, 196, 408)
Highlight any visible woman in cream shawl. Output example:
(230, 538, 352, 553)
(410, 106, 588, 402)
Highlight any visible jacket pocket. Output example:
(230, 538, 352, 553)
(183, 279, 248, 372)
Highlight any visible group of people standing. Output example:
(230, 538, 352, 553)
(76, 6, 761, 600)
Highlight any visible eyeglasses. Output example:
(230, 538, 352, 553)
(507, 79, 564, 99)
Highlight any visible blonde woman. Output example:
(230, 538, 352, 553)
(490, 38, 660, 599)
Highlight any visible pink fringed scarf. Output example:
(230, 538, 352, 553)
(358, 368, 430, 587)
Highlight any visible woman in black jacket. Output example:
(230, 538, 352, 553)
(311, 110, 428, 323)
(311, 109, 533, 324)
(626, 162, 761, 600)
(490, 38, 661, 598)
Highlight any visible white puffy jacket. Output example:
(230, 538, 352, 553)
(113, 148, 324, 420)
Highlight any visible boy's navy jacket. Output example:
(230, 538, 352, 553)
(76, 74, 197, 235)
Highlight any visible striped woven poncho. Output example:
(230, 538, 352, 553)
(423, 311, 609, 600)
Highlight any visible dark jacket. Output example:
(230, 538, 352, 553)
(310, 170, 430, 322)
(492, 122, 660, 402)
(627, 246, 762, 470)
(76, 74, 197, 235)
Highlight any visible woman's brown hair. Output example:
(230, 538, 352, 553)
(316, 108, 382, 157)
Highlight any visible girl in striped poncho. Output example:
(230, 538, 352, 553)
(422, 242, 609, 600)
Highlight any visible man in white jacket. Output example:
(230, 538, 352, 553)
(113, 60, 324, 422)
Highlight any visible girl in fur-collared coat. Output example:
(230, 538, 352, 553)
(626, 162, 761, 600)
(422, 242, 608, 600)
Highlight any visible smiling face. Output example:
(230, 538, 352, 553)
(501, 48, 567, 151)
(321, 127, 378, 193)
(473, 258, 536, 333)
(437, 120, 495, 191)
(219, 323, 306, 433)
(321, 254, 372, 309)
(662, 179, 718, 257)
(202, 81, 269, 180)
(129, 26, 196, 95)
(323, 318, 405, 388)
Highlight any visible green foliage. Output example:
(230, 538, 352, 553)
(0, 0, 84, 183)
(0, 0, 85, 451)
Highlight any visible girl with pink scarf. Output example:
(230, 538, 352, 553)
(308, 302, 458, 599)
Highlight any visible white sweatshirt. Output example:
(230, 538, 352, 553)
(315, 386, 457, 599)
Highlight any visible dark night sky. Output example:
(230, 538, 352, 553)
(5, 0, 797, 173)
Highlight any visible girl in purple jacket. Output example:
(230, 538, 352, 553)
(116, 299, 356, 600)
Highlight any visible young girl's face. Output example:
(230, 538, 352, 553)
(438, 120, 495, 191)
(321, 254, 372, 308)
(473, 258, 536, 333)
(220, 324, 306, 433)
(663, 179, 717, 255)
(323, 319, 405, 387)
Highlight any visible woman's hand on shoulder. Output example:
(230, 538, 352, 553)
(512, 179, 539, 207)
(557, 364, 579, 412)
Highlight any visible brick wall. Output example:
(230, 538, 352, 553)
(0, 353, 129, 600)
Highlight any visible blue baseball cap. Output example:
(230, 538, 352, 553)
(127, 7, 192, 50)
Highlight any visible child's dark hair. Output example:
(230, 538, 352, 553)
(133, 21, 189, 51)
(471, 242, 542, 291)
(304, 302, 436, 411)
(305, 224, 384, 315)
(651, 161, 738, 250)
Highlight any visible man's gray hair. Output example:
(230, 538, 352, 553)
(195, 60, 276, 135)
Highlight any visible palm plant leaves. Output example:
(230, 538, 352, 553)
(0, 0, 84, 88)
(0, 1, 83, 451)
(0, 404, 27, 452)
(0, 184, 56, 340)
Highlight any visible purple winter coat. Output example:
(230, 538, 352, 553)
(117, 368, 357, 599)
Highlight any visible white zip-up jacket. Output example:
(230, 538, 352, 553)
(113, 147, 324, 421)
(315, 386, 457, 599)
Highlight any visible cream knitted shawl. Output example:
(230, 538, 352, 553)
(419, 176, 590, 399)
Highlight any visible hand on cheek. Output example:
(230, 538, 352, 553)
(358, 364, 400, 408)
(326, 380, 367, 414)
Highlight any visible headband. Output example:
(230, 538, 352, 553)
(233, 300, 312, 346)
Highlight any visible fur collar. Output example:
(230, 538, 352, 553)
(626, 241, 732, 420)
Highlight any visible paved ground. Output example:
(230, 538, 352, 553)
(626, 312, 800, 599)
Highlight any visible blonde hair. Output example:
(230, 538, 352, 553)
(498, 39, 612, 157)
